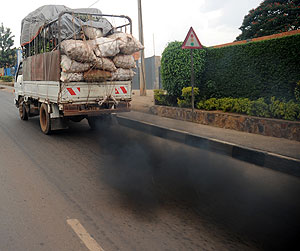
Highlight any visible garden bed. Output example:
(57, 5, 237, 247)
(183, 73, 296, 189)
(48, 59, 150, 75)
(150, 105, 300, 142)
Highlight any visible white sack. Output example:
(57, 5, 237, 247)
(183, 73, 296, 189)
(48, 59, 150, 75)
(61, 55, 91, 73)
(61, 40, 96, 63)
(60, 72, 84, 83)
(113, 55, 136, 69)
(83, 26, 103, 40)
(110, 68, 135, 81)
(94, 57, 117, 72)
(109, 33, 144, 55)
(94, 37, 121, 57)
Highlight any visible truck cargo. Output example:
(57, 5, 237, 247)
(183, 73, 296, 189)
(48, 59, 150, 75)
(14, 5, 143, 134)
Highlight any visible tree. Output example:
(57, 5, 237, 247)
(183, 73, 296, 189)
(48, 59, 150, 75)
(0, 23, 16, 68)
(236, 0, 300, 40)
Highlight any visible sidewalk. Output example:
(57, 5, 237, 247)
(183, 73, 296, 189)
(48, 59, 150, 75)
(0, 82, 14, 87)
(117, 89, 300, 177)
(0, 83, 14, 93)
(131, 89, 154, 113)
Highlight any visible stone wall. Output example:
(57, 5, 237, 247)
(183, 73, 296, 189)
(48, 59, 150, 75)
(150, 106, 300, 142)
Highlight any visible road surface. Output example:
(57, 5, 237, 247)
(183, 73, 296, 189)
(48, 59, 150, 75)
(0, 88, 299, 251)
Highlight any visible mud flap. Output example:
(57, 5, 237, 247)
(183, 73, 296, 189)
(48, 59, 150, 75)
(51, 118, 69, 131)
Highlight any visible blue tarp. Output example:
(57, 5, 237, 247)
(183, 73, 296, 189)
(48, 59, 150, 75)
(4, 67, 15, 76)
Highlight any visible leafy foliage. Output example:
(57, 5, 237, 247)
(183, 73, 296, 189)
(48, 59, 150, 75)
(177, 87, 200, 108)
(0, 75, 13, 82)
(202, 34, 300, 101)
(269, 96, 300, 120)
(236, 0, 300, 40)
(196, 96, 300, 121)
(295, 80, 300, 102)
(154, 89, 177, 106)
(161, 41, 206, 97)
(155, 87, 300, 121)
(161, 34, 300, 102)
(203, 80, 223, 99)
(0, 23, 16, 68)
(247, 98, 271, 117)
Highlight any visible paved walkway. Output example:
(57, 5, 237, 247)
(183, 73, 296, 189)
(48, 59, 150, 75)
(126, 89, 300, 161)
(131, 89, 154, 113)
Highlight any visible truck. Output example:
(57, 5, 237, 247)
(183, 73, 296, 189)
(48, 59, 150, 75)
(14, 5, 138, 134)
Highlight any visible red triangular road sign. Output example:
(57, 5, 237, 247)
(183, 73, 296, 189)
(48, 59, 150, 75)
(182, 27, 203, 49)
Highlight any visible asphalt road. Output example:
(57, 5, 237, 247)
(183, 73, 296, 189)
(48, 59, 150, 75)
(0, 89, 300, 251)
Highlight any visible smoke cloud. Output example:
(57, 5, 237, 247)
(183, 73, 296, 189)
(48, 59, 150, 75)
(93, 121, 300, 250)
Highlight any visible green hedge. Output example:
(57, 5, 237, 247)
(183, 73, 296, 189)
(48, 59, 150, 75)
(161, 41, 206, 97)
(202, 34, 300, 101)
(161, 34, 300, 101)
(295, 81, 300, 103)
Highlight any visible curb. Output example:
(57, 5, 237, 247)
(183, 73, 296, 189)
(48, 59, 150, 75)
(117, 116, 300, 178)
(150, 105, 300, 142)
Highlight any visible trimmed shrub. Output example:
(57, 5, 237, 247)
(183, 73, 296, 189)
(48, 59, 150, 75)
(197, 98, 219, 110)
(161, 41, 206, 97)
(154, 89, 177, 106)
(269, 97, 300, 121)
(161, 34, 300, 101)
(232, 98, 251, 113)
(204, 80, 223, 99)
(155, 86, 300, 121)
(295, 81, 300, 103)
(177, 87, 200, 108)
(196, 96, 300, 121)
(247, 98, 271, 117)
(202, 34, 300, 101)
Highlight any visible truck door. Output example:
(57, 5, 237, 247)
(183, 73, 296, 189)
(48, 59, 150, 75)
(14, 62, 23, 103)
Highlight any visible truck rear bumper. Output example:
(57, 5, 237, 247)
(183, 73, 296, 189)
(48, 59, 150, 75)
(63, 102, 130, 117)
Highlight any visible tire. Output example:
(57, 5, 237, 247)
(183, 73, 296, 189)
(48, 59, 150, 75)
(39, 103, 51, 135)
(19, 98, 28, 121)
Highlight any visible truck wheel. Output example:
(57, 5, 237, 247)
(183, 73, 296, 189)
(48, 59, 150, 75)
(40, 104, 51, 135)
(19, 98, 28, 121)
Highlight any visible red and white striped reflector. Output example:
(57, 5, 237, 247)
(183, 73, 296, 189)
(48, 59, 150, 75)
(67, 87, 81, 96)
(115, 86, 128, 95)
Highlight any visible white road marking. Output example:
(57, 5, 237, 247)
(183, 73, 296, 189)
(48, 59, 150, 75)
(67, 219, 104, 251)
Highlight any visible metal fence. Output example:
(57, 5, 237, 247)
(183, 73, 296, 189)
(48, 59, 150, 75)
(132, 55, 161, 90)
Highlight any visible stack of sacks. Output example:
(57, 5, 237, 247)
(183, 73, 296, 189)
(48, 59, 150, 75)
(60, 30, 144, 83)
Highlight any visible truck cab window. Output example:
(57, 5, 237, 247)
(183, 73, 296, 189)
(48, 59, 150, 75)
(15, 63, 23, 82)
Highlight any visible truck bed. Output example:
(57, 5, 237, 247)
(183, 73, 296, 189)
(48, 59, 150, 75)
(19, 80, 132, 105)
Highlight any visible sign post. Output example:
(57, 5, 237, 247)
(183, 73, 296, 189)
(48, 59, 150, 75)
(182, 27, 203, 111)
(190, 49, 194, 110)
